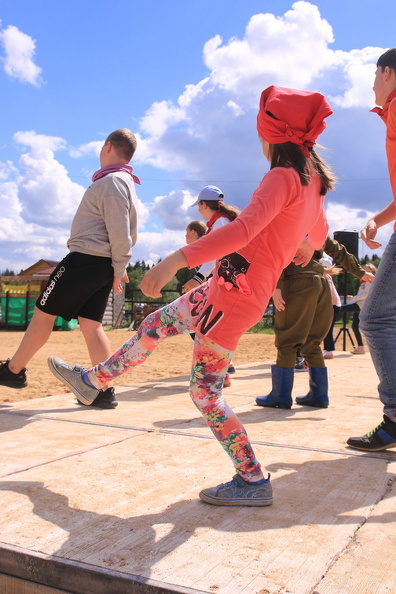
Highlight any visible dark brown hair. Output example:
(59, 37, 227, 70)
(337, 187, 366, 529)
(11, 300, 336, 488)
(187, 220, 207, 237)
(269, 142, 335, 195)
(200, 200, 240, 221)
(377, 48, 396, 72)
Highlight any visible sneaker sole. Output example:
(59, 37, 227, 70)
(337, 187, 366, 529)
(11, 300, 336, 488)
(0, 379, 28, 389)
(295, 399, 328, 408)
(47, 358, 97, 406)
(199, 491, 273, 506)
(347, 442, 396, 452)
(90, 399, 118, 409)
(256, 403, 292, 409)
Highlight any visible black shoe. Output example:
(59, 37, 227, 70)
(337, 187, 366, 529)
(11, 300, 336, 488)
(0, 359, 28, 388)
(294, 360, 309, 372)
(347, 415, 396, 451)
(227, 365, 236, 374)
(90, 387, 118, 409)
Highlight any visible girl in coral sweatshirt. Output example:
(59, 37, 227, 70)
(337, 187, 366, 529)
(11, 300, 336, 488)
(49, 86, 334, 507)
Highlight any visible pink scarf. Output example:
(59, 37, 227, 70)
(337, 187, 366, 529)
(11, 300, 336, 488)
(92, 164, 141, 185)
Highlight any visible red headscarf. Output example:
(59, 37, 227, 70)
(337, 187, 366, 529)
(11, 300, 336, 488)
(257, 86, 333, 156)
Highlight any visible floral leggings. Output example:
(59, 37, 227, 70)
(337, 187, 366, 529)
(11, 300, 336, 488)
(86, 293, 262, 481)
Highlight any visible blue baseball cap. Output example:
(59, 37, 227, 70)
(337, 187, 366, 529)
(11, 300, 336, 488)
(191, 185, 224, 207)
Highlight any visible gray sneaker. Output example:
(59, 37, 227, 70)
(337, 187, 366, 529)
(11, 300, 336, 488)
(199, 474, 273, 506)
(48, 356, 99, 406)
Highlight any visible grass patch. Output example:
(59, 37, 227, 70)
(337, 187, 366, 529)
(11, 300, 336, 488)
(247, 318, 275, 334)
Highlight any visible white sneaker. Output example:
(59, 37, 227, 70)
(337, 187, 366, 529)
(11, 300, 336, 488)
(48, 356, 99, 405)
(351, 346, 365, 355)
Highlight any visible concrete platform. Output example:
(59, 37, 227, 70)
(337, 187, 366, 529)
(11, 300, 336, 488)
(0, 352, 395, 594)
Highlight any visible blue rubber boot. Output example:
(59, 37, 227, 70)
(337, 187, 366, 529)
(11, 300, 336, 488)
(295, 367, 329, 408)
(256, 365, 294, 409)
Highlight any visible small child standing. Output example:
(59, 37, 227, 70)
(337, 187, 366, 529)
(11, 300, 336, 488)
(181, 220, 207, 343)
(321, 257, 342, 359)
(182, 186, 239, 293)
(183, 188, 239, 387)
(49, 86, 334, 506)
(340, 263, 377, 354)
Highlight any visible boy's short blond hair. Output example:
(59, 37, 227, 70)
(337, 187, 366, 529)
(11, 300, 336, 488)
(105, 129, 137, 162)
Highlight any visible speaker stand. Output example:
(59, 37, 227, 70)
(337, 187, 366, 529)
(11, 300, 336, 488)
(334, 312, 356, 351)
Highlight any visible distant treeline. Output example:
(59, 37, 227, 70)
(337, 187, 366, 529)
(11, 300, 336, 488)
(1, 253, 382, 306)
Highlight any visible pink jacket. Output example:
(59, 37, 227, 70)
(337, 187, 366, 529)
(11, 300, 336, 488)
(181, 166, 328, 350)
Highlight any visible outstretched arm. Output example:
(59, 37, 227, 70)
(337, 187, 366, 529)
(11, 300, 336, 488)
(140, 251, 188, 298)
(361, 201, 396, 249)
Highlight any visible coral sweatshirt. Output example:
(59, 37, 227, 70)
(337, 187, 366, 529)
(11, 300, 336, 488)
(372, 89, 396, 230)
(180, 166, 328, 350)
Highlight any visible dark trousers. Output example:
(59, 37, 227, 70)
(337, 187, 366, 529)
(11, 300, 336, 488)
(323, 305, 341, 352)
(340, 302, 363, 346)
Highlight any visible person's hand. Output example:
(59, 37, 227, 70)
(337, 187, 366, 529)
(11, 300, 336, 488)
(140, 262, 175, 298)
(360, 219, 382, 249)
(293, 237, 314, 267)
(272, 288, 285, 311)
(361, 272, 374, 283)
(140, 250, 187, 298)
(325, 265, 343, 276)
(113, 273, 129, 294)
(182, 278, 200, 293)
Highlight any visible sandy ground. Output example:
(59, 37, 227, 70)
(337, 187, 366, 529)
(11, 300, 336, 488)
(0, 329, 278, 404)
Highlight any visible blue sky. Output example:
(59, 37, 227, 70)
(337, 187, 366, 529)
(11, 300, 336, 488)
(1, 0, 395, 273)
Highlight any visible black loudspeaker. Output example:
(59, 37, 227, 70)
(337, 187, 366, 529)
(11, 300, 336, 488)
(333, 230, 359, 259)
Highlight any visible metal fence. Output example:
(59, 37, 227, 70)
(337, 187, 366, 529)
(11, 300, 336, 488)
(124, 289, 274, 330)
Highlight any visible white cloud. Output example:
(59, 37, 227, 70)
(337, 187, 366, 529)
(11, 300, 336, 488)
(69, 140, 103, 159)
(1, 2, 392, 273)
(203, 1, 334, 100)
(0, 133, 83, 270)
(0, 181, 25, 229)
(134, 0, 384, 210)
(0, 24, 42, 85)
(326, 201, 391, 258)
(140, 100, 185, 137)
(0, 160, 18, 180)
(151, 189, 197, 230)
(131, 229, 186, 266)
(0, 131, 153, 271)
(13, 131, 83, 225)
(330, 47, 381, 108)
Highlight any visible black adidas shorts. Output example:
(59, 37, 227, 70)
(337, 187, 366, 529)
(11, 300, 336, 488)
(36, 252, 114, 322)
